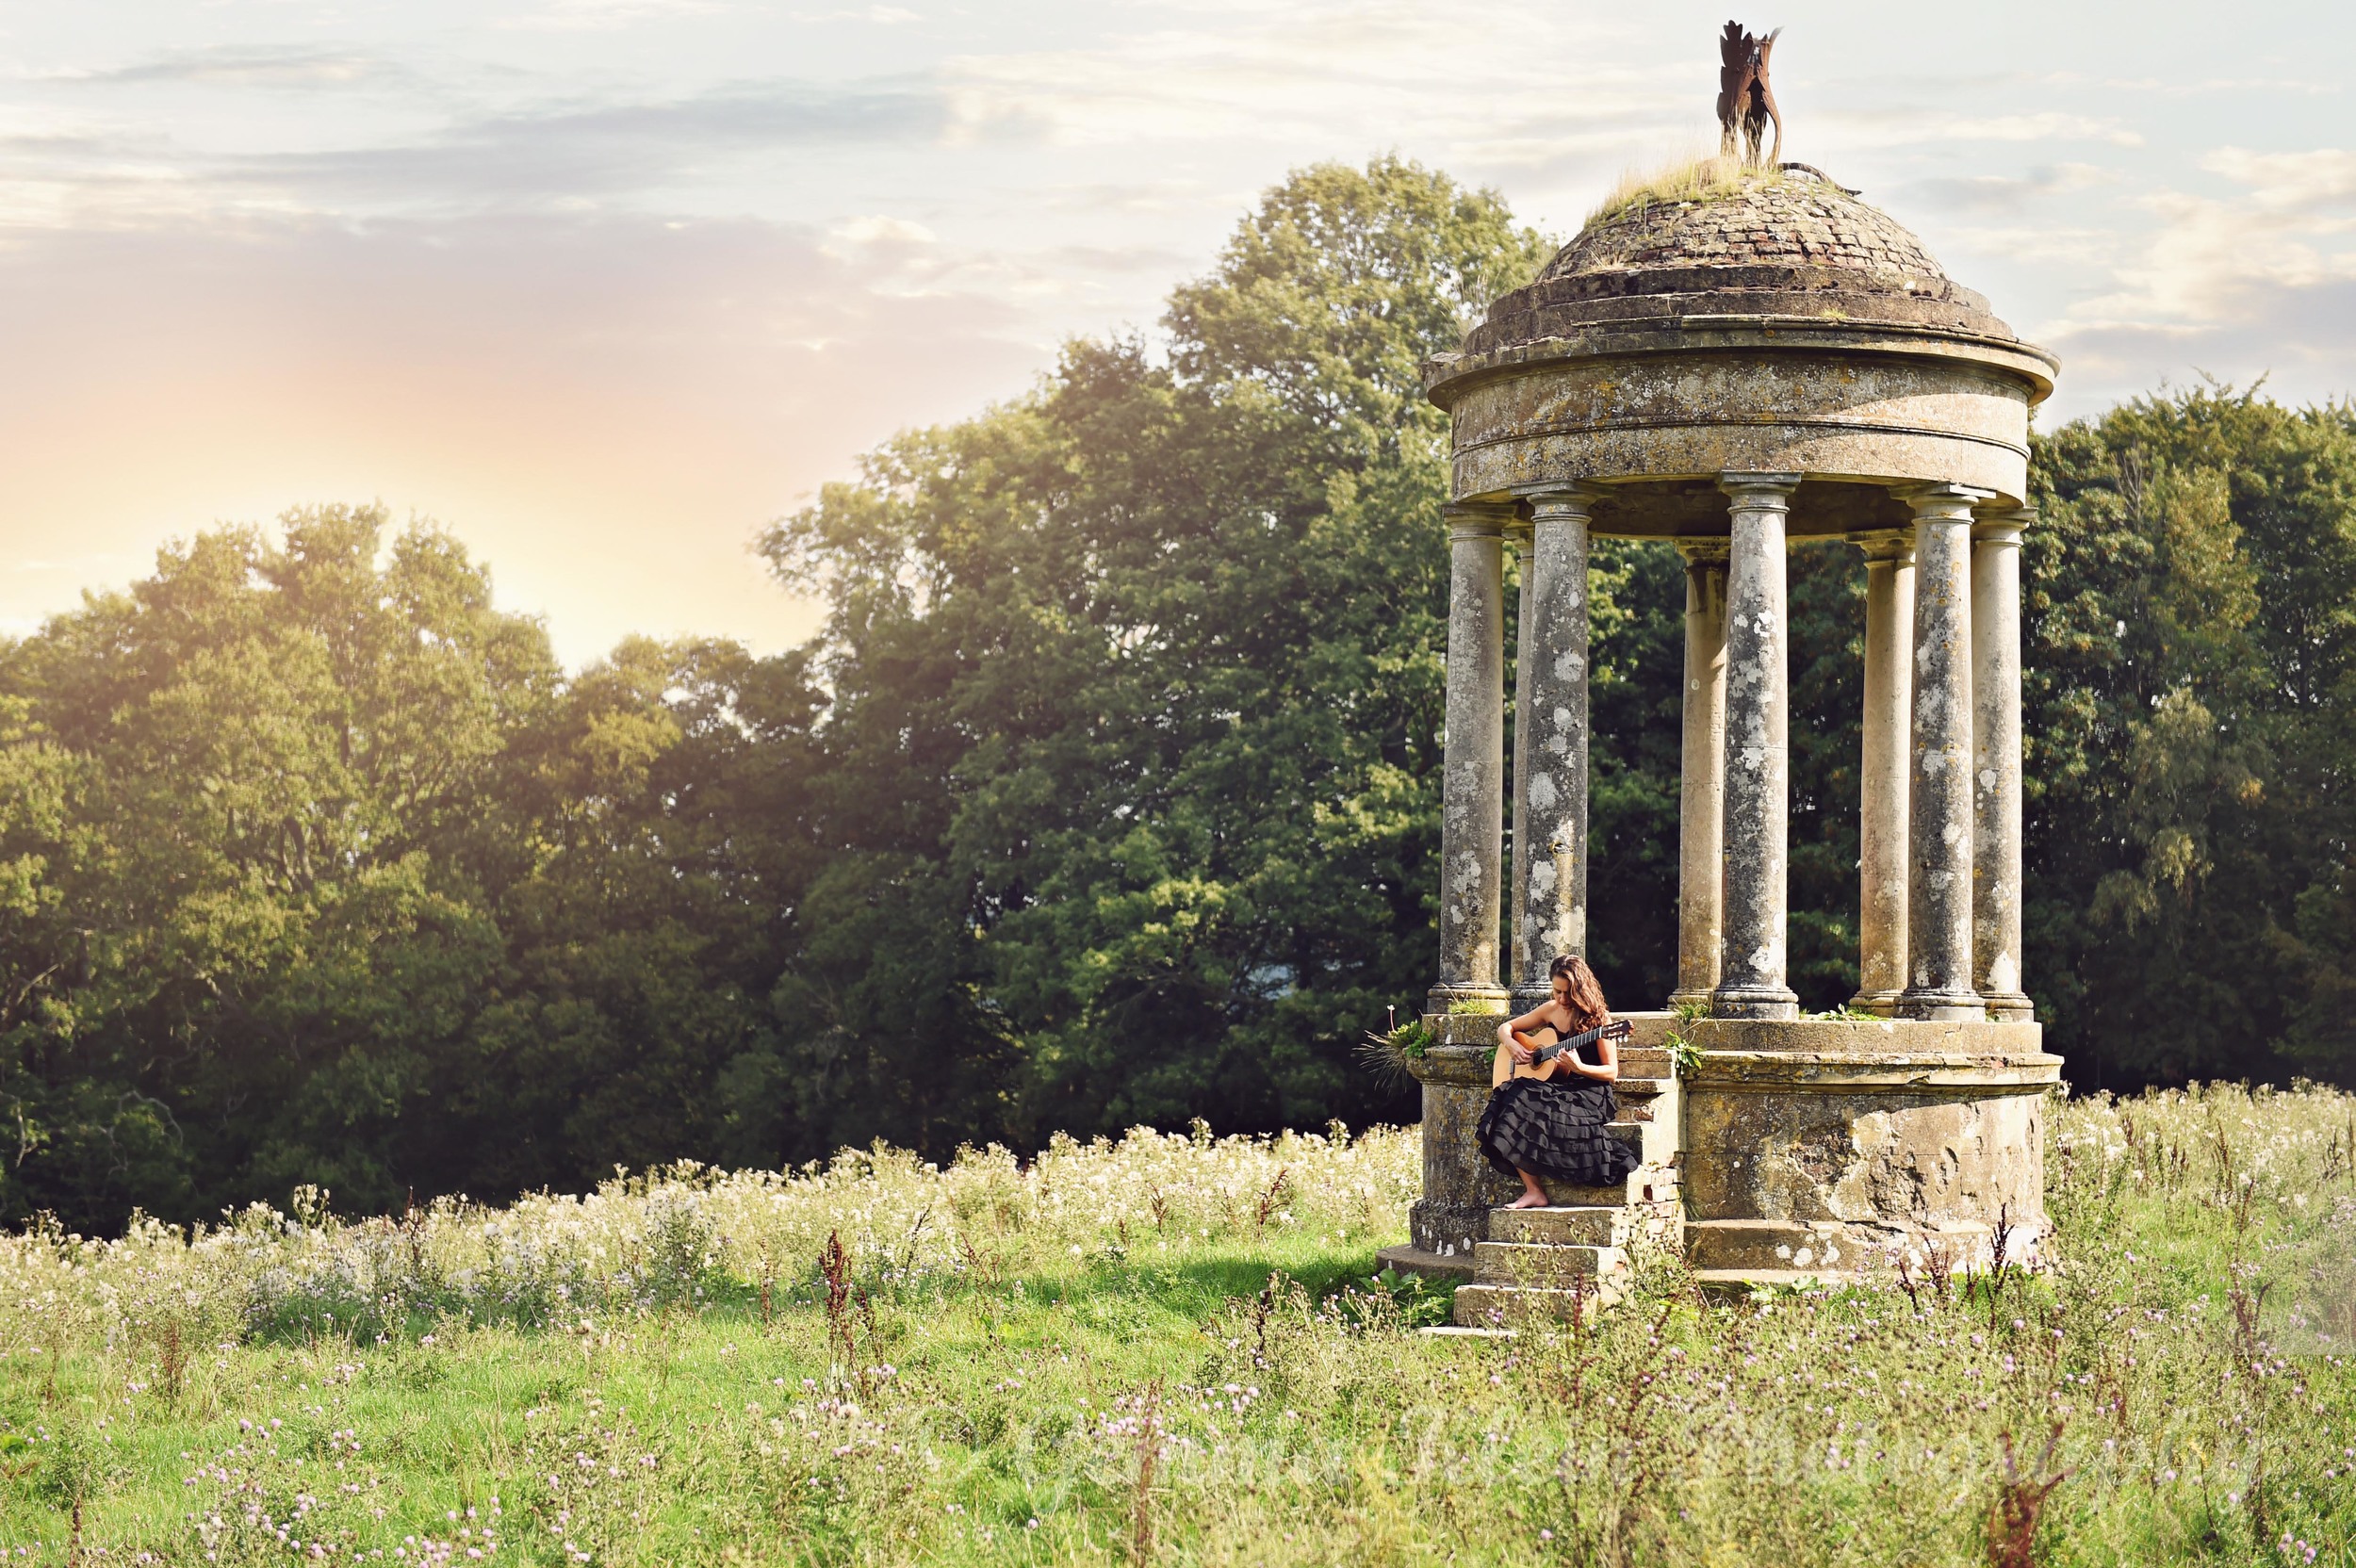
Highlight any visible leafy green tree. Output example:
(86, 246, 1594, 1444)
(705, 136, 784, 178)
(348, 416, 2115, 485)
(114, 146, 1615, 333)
(0, 509, 553, 1224)
(2025, 386, 2356, 1086)
(764, 157, 1557, 1141)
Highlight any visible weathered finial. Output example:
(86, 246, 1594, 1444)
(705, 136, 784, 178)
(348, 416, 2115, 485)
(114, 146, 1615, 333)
(1715, 21, 1784, 169)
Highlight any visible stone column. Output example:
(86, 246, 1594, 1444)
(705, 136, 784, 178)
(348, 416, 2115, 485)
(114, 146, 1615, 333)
(1898, 483, 1988, 1021)
(1972, 508, 2034, 1021)
(1430, 501, 1512, 1011)
(1711, 473, 1802, 1021)
(1506, 519, 1534, 1002)
(1671, 540, 1729, 1008)
(1848, 529, 1916, 1014)
(1509, 488, 1598, 1008)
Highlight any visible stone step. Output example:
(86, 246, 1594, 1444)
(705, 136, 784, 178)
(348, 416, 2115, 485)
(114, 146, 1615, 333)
(1453, 1280, 1623, 1327)
(1373, 1242, 1474, 1282)
(1612, 1080, 1668, 1118)
(1487, 1204, 1627, 1247)
(1543, 1167, 1678, 1207)
(1690, 1267, 1858, 1298)
(1616, 1049, 1672, 1075)
(1473, 1240, 1628, 1285)
(1684, 1219, 1872, 1273)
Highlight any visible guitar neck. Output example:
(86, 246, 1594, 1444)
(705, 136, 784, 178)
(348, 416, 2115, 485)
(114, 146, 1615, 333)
(1534, 1021, 1620, 1062)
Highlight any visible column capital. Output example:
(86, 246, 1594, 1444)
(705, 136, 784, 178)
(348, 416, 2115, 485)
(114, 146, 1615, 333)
(1675, 536, 1731, 565)
(1846, 527, 1916, 566)
(1894, 481, 1995, 521)
(1718, 471, 1804, 507)
(1972, 505, 2035, 546)
(1521, 482, 1610, 521)
(1444, 499, 1513, 541)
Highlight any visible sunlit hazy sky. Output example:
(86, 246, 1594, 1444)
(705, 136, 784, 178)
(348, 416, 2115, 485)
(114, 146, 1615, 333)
(6, 1, 2354, 663)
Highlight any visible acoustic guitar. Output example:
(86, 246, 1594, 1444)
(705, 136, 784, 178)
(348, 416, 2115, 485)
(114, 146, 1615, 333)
(1492, 1018, 1634, 1089)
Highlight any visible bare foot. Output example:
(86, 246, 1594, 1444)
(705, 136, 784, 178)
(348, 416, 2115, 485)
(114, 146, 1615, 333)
(1509, 1190, 1550, 1209)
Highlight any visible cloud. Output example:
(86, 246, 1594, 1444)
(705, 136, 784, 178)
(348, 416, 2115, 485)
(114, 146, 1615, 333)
(241, 83, 948, 208)
(937, 0, 1683, 168)
(496, 0, 729, 34)
(1905, 162, 2118, 218)
(1824, 108, 2143, 151)
(790, 6, 921, 22)
(57, 47, 415, 91)
(0, 212, 1049, 663)
(2033, 145, 2356, 415)
(2200, 147, 2356, 212)
(0, 78, 951, 226)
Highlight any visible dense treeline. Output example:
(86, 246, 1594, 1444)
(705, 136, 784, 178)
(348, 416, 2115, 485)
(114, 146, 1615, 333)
(3, 157, 2352, 1231)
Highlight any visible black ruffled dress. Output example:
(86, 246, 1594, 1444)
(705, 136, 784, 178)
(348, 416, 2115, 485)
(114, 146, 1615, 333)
(1477, 1072, 1640, 1187)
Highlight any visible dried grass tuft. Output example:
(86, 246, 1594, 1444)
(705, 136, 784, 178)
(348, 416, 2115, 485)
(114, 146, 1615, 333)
(1584, 153, 1792, 229)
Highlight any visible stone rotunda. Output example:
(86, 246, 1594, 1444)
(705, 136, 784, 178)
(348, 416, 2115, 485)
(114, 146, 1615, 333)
(1389, 158, 2066, 1323)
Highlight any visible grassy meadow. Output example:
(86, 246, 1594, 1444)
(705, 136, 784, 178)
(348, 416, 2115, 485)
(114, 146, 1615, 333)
(0, 1090, 2348, 1565)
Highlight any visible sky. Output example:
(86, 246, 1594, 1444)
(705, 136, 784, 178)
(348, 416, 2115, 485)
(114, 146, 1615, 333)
(4, 0, 2354, 664)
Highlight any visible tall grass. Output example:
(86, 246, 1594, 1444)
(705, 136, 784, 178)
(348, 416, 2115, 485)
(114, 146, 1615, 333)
(0, 1090, 2348, 1563)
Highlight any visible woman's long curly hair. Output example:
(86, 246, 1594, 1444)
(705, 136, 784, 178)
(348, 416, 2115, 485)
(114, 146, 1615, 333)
(1548, 954, 1611, 1034)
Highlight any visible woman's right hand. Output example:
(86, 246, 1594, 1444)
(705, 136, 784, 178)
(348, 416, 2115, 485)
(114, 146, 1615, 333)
(1507, 1034, 1534, 1067)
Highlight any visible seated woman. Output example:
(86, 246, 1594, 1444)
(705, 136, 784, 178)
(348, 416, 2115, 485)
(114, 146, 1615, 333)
(1477, 953, 1641, 1209)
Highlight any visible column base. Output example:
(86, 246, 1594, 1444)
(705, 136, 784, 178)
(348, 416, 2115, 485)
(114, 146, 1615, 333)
(1668, 987, 1716, 1012)
(1979, 990, 2034, 1021)
(1710, 984, 1798, 1021)
(1845, 989, 1902, 1018)
(1427, 983, 1510, 1015)
(1897, 988, 1985, 1021)
(1509, 983, 1555, 1012)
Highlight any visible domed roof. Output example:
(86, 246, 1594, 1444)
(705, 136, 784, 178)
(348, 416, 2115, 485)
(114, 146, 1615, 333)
(1459, 166, 2021, 358)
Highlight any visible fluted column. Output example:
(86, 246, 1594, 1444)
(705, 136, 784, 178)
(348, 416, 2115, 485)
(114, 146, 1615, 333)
(1509, 488, 1598, 1007)
(1898, 482, 1989, 1021)
(1849, 529, 1916, 1014)
(1430, 501, 1512, 1010)
(1711, 472, 1802, 1021)
(1972, 508, 2033, 1021)
(1671, 540, 1729, 1008)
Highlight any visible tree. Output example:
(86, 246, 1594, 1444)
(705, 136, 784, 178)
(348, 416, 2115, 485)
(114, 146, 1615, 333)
(2025, 386, 2356, 1086)
(763, 157, 1560, 1142)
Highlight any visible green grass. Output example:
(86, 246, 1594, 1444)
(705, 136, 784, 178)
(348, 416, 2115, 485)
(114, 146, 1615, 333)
(0, 1096, 2348, 1563)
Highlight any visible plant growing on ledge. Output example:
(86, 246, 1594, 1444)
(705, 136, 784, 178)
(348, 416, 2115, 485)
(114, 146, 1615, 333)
(1357, 1016, 1436, 1089)
(1446, 998, 1503, 1016)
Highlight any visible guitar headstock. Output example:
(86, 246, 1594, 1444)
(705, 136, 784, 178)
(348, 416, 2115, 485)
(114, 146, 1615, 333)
(1603, 1020, 1632, 1040)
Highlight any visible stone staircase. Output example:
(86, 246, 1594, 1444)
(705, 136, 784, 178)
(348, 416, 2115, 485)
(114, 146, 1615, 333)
(1448, 1047, 1682, 1328)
